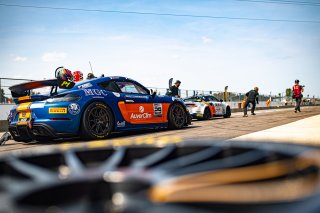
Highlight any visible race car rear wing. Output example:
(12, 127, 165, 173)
(9, 79, 75, 101)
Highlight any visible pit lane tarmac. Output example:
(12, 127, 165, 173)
(1, 106, 320, 155)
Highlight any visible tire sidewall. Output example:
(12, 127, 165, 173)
(168, 103, 186, 129)
(81, 102, 114, 140)
(224, 106, 231, 118)
(203, 107, 211, 120)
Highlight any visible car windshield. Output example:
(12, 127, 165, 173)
(184, 97, 203, 102)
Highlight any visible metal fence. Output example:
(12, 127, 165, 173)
(147, 87, 288, 103)
(0, 77, 318, 104)
(0, 78, 34, 103)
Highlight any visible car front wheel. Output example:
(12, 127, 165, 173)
(168, 103, 186, 129)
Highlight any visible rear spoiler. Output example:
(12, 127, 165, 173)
(9, 79, 75, 98)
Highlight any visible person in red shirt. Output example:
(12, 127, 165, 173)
(292, 79, 304, 113)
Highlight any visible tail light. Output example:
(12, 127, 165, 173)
(47, 94, 81, 103)
(186, 104, 197, 108)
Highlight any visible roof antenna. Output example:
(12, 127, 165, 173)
(89, 61, 94, 74)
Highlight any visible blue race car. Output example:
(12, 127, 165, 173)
(8, 76, 191, 142)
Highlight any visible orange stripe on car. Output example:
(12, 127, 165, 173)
(204, 101, 216, 116)
(118, 101, 170, 124)
(18, 96, 31, 101)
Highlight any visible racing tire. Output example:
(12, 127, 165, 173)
(168, 103, 186, 129)
(223, 106, 231, 118)
(202, 107, 211, 120)
(1, 142, 320, 213)
(80, 102, 114, 140)
(10, 135, 32, 143)
(8, 130, 33, 143)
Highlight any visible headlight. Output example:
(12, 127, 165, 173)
(46, 94, 81, 103)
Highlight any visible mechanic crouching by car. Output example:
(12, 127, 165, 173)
(243, 87, 259, 117)
(166, 80, 181, 98)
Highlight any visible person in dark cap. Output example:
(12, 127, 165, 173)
(243, 86, 259, 117)
(166, 80, 181, 98)
(86, 73, 96, 80)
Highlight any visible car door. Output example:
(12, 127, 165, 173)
(115, 80, 166, 124)
(202, 96, 216, 116)
(210, 96, 223, 115)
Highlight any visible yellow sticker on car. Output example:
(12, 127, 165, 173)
(16, 102, 31, 112)
(17, 111, 31, 125)
(49, 108, 67, 114)
(197, 113, 203, 117)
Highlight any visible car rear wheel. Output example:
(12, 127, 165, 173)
(8, 129, 33, 143)
(80, 102, 114, 140)
(10, 134, 32, 143)
(223, 106, 231, 118)
(168, 103, 186, 129)
(202, 107, 211, 120)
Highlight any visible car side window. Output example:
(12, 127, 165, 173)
(115, 81, 149, 94)
(99, 81, 121, 92)
(211, 96, 220, 102)
(203, 96, 210, 102)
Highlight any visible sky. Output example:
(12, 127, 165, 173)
(0, 0, 320, 97)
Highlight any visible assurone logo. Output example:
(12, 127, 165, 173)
(139, 106, 144, 113)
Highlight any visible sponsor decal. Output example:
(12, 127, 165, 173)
(153, 103, 162, 117)
(117, 121, 126, 127)
(113, 92, 121, 98)
(49, 107, 67, 114)
(130, 105, 151, 119)
(78, 83, 92, 89)
(30, 102, 45, 109)
(125, 95, 147, 99)
(130, 113, 152, 119)
(83, 89, 108, 96)
(139, 106, 144, 113)
(68, 103, 80, 115)
(58, 80, 75, 89)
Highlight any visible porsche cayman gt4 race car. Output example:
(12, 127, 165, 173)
(184, 95, 231, 120)
(8, 76, 191, 142)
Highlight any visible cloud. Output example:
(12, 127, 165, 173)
(13, 56, 27, 62)
(171, 54, 180, 59)
(42, 52, 67, 62)
(201, 36, 212, 44)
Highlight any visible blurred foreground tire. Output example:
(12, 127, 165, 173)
(0, 140, 319, 213)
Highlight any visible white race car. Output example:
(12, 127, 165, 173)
(184, 95, 231, 120)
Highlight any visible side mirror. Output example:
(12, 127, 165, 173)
(220, 99, 223, 103)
